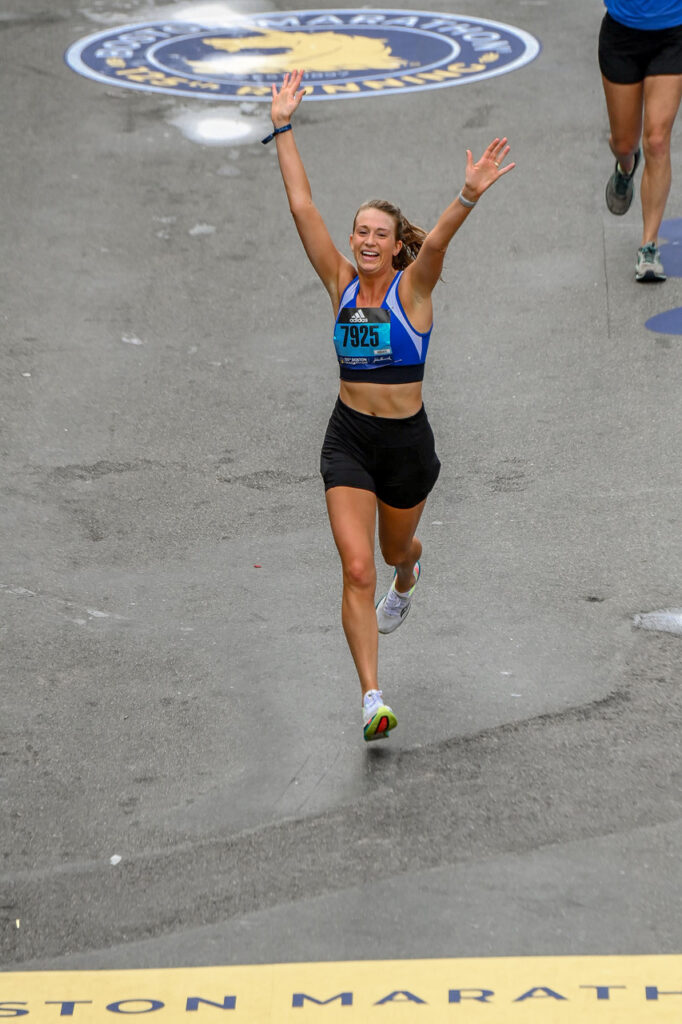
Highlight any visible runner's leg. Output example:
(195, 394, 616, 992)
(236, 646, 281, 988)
(602, 75, 644, 173)
(325, 486, 379, 696)
(640, 73, 682, 243)
(377, 498, 426, 593)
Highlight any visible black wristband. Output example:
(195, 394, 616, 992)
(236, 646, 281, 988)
(261, 123, 292, 145)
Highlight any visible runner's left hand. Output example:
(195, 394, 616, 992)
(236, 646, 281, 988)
(463, 138, 514, 200)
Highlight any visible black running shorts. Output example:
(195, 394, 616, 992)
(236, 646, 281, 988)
(599, 12, 682, 84)
(320, 397, 441, 510)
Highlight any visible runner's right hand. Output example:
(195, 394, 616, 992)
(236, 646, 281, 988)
(270, 69, 306, 127)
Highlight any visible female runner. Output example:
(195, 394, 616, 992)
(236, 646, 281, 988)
(599, 0, 682, 280)
(266, 70, 513, 741)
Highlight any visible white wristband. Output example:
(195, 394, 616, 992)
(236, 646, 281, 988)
(457, 190, 477, 209)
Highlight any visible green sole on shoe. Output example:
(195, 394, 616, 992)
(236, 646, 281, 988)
(363, 707, 398, 741)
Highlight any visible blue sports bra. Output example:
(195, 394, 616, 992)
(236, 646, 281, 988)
(333, 271, 432, 384)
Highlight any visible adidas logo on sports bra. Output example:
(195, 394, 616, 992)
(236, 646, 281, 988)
(349, 308, 369, 323)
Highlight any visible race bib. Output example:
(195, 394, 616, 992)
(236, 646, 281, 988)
(333, 307, 392, 366)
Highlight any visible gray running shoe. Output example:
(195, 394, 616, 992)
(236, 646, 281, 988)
(605, 149, 641, 215)
(635, 243, 666, 282)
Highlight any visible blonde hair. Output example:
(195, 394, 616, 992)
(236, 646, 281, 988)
(353, 199, 426, 270)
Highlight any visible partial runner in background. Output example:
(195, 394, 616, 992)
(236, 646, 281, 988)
(599, 0, 682, 281)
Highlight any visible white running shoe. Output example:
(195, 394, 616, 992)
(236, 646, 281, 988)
(635, 242, 666, 282)
(362, 689, 397, 741)
(375, 561, 421, 635)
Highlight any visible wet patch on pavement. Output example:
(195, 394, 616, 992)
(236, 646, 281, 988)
(634, 609, 682, 637)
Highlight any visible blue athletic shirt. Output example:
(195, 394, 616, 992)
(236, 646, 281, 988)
(333, 271, 432, 384)
(604, 0, 682, 30)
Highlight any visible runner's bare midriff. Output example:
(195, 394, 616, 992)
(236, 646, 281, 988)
(339, 379, 424, 419)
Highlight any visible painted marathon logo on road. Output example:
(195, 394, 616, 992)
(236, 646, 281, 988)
(64, 9, 541, 101)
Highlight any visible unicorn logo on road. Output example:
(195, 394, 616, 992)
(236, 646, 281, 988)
(189, 30, 409, 75)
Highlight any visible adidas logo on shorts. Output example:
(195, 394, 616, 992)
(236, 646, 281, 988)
(349, 308, 369, 322)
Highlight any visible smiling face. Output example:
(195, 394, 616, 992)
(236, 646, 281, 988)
(350, 206, 403, 275)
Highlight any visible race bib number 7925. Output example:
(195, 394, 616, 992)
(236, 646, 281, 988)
(333, 307, 392, 366)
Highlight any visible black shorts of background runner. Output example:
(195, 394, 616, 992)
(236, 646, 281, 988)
(320, 397, 441, 509)
(599, 12, 682, 84)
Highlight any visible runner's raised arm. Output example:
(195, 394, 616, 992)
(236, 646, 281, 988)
(267, 69, 354, 308)
(404, 138, 514, 304)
